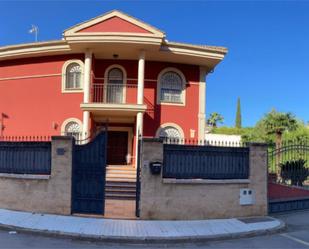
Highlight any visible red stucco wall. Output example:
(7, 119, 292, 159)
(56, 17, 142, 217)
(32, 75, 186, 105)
(0, 56, 200, 139)
(0, 55, 84, 136)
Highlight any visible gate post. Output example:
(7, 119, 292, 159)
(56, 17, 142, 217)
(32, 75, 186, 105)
(51, 136, 74, 215)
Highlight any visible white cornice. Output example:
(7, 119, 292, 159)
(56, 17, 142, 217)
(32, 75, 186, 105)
(0, 40, 71, 61)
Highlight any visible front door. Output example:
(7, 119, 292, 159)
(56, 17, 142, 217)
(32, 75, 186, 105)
(107, 131, 128, 165)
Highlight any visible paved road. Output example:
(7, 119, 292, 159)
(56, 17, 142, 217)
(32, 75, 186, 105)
(0, 211, 309, 248)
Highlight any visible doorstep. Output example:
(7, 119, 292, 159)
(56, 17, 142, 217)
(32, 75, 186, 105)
(0, 208, 285, 243)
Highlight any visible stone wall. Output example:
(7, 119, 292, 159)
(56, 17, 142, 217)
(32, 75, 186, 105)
(140, 139, 268, 220)
(0, 137, 73, 215)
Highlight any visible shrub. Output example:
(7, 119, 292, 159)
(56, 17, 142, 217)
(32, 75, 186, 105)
(280, 159, 309, 186)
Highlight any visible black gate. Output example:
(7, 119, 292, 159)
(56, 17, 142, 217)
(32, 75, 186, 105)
(72, 132, 107, 215)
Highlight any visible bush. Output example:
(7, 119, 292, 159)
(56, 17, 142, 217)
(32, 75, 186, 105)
(280, 159, 309, 186)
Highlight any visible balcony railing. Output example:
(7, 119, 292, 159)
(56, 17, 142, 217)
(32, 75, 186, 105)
(92, 83, 138, 104)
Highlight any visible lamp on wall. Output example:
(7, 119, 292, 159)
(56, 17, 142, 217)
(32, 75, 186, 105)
(52, 122, 58, 130)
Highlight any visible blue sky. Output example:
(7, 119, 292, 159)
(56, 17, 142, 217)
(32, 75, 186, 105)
(1, 1, 309, 127)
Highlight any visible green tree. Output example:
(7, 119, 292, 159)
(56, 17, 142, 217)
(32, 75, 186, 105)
(235, 97, 242, 129)
(207, 112, 224, 128)
(262, 109, 298, 147)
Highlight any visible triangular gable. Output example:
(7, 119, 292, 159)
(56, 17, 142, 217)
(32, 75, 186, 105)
(78, 16, 151, 34)
(64, 10, 165, 38)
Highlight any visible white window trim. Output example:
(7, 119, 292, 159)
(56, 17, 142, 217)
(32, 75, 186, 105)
(155, 122, 185, 139)
(62, 60, 84, 93)
(61, 118, 83, 135)
(104, 64, 127, 104)
(156, 67, 186, 106)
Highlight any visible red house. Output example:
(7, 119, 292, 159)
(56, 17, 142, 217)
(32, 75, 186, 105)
(0, 10, 227, 167)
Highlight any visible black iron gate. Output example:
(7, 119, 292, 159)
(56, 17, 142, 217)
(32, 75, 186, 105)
(72, 132, 107, 215)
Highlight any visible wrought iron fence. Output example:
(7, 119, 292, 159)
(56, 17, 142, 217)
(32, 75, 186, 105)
(0, 135, 51, 142)
(92, 83, 138, 104)
(0, 141, 51, 175)
(268, 140, 309, 187)
(163, 139, 250, 179)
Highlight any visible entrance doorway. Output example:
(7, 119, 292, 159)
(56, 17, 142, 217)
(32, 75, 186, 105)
(107, 131, 128, 165)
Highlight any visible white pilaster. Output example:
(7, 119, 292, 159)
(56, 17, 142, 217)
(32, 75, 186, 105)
(82, 50, 92, 138)
(198, 67, 207, 141)
(135, 51, 145, 167)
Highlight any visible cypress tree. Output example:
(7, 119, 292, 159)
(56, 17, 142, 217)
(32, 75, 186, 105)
(235, 97, 242, 129)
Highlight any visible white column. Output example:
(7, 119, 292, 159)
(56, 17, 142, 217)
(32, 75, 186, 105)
(198, 67, 207, 141)
(82, 50, 92, 139)
(135, 51, 145, 167)
(137, 50, 145, 105)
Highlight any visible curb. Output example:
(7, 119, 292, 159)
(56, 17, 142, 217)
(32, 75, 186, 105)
(0, 219, 286, 244)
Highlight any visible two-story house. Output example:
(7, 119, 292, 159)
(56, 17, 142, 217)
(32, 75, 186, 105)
(0, 10, 227, 168)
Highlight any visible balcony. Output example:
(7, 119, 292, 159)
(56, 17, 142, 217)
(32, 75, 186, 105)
(92, 83, 138, 104)
(80, 83, 147, 123)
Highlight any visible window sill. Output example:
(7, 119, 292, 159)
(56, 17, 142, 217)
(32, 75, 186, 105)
(162, 178, 250, 184)
(62, 89, 84, 93)
(0, 173, 50, 180)
(157, 102, 185, 106)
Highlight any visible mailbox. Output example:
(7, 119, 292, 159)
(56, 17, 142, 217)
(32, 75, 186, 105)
(149, 161, 162, 175)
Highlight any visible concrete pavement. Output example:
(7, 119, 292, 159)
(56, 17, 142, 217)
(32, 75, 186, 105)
(0, 210, 309, 248)
(0, 208, 283, 243)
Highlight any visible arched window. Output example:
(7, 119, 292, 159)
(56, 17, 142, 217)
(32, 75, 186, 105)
(66, 63, 82, 89)
(158, 126, 182, 139)
(106, 67, 125, 103)
(158, 68, 186, 104)
(61, 118, 83, 140)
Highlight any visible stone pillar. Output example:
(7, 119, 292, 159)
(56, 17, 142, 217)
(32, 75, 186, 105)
(140, 138, 164, 219)
(198, 67, 207, 141)
(248, 143, 268, 216)
(82, 50, 92, 139)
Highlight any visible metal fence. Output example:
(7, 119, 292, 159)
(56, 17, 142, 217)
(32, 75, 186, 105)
(268, 141, 309, 187)
(163, 141, 250, 179)
(0, 142, 51, 174)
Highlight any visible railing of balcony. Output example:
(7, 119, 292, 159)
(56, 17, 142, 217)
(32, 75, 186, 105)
(92, 82, 138, 104)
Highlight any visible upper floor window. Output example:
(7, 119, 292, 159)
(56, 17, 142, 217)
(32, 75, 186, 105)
(108, 68, 123, 84)
(62, 60, 84, 92)
(104, 65, 126, 103)
(157, 68, 186, 105)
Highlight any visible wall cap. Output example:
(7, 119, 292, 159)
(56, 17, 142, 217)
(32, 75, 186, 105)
(0, 173, 50, 180)
(162, 178, 250, 184)
(143, 137, 164, 143)
(248, 142, 268, 147)
(51, 136, 74, 141)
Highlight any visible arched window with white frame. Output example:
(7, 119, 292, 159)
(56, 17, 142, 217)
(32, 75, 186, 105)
(61, 118, 83, 140)
(62, 60, 84, 92)
(156, 123, 184, 140)
(104, 65, 126, 104)
(157, 68, 186, 105)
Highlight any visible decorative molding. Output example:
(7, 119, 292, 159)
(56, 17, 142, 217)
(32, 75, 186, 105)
(63, 10, 165, 38)
(0, 73, 61, 82)
(0, 40, 71, 61)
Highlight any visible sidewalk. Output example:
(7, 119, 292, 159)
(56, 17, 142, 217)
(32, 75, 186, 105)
(0, 209, 284, 242)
